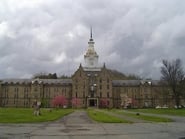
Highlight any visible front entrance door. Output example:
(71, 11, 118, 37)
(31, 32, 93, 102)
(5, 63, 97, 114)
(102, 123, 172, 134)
(89, 99, 96, 106)
(87, 98, 99, 108)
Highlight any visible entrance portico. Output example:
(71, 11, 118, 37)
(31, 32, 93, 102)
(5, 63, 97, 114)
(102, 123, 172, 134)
(87, 97, 99, 108)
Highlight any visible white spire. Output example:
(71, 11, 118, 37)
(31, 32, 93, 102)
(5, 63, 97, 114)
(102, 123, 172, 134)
(90, 26, 92, 39)
(84, 28, 99, 68)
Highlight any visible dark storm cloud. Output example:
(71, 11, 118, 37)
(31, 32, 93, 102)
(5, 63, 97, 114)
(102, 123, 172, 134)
(0, 0, 185, 79)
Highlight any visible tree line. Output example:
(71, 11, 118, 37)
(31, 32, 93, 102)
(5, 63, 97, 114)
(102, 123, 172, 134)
(32, 72, 70, 79)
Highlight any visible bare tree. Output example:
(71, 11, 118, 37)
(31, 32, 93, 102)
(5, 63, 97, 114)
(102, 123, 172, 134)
(161, 59, 184, 108)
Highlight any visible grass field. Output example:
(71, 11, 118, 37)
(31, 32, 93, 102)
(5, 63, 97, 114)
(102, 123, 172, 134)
(0, 108, 73, 123)
(111, 109, 173, 122)
(87, 109, 130, 123)
(1, 108, 182, 124)
(127, 109, 185, 116)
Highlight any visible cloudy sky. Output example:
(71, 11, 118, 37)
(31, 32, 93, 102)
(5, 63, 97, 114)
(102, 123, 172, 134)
(0, 0, 185, 79)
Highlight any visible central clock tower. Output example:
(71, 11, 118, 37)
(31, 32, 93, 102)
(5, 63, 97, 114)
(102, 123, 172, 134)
(84, 28, 99, 68)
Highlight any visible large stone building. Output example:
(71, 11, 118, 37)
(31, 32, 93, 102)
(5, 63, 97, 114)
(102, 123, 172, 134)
(0, 31, 184, 108)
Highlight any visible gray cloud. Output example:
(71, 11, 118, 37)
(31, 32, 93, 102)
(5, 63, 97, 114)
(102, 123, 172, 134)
(0, 0, 185, 79)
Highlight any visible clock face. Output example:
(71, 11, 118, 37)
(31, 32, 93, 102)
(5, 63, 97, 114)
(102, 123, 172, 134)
(89, 57, 94, 65)
(90, 61, 94, 65)
(89, 57, 93, 60)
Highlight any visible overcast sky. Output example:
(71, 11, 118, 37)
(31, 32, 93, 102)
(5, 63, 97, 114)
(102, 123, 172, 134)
(0, 0, 185, 79)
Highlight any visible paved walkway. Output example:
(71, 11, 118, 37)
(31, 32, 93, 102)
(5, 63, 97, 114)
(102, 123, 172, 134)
(62, 110, 95, 124)
(0, 110, 185, 139)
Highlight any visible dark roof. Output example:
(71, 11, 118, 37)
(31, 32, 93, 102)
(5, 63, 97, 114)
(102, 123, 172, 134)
(2, 79, 31, 84)
(112, 80, 161, 86)
(150, 80, 162, 86)
(1, 79, 72, 85)
(112, 80, 140, 86)
(39, 79, 72, 84)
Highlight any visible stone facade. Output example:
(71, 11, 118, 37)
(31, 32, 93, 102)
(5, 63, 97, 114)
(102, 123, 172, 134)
(0, 71, 182, 108)
(0, 79, 72, 107)
(112, 80, 174, 108)
(0, 32, 184, 108)
(72, 64, 113, 108)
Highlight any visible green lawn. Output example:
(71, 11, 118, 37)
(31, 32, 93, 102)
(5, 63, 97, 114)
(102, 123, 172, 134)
(127, 109, 185, 116)
(111, 109, 172, 122)
(87, 109, 130, 123)
(0, 108, 73, 123)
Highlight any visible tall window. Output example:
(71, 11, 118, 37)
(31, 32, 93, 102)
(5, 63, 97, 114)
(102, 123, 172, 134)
(24, 88, 29, 99)
(24, 92, 28, 99)
(46, 88, 50, 98)
(100, 92, 102, 98)
(24, 92, 26, 99)
(145, 94, 148, 99)
(144, 88, 147, 92)
(24, 87, 28, 93)
(14, 92, 18, 99)
(80, 71, 81, 77)
(3, 88, 8, 99)
(49, 92, 50, 98)
(107, 78, 109, 83)
(99, 78, 102, 83)
(99, 85, 102, 90)
(107, 92, 109, 98)
(107, 85, 109, 89)
(135, 95, 137, 99)
(4, 91, 8, 98)
(14, 88, 18, 93)
(16, 92, 19, 98)
(34, 87, 37, 92)
(83, 84, 85, 89)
